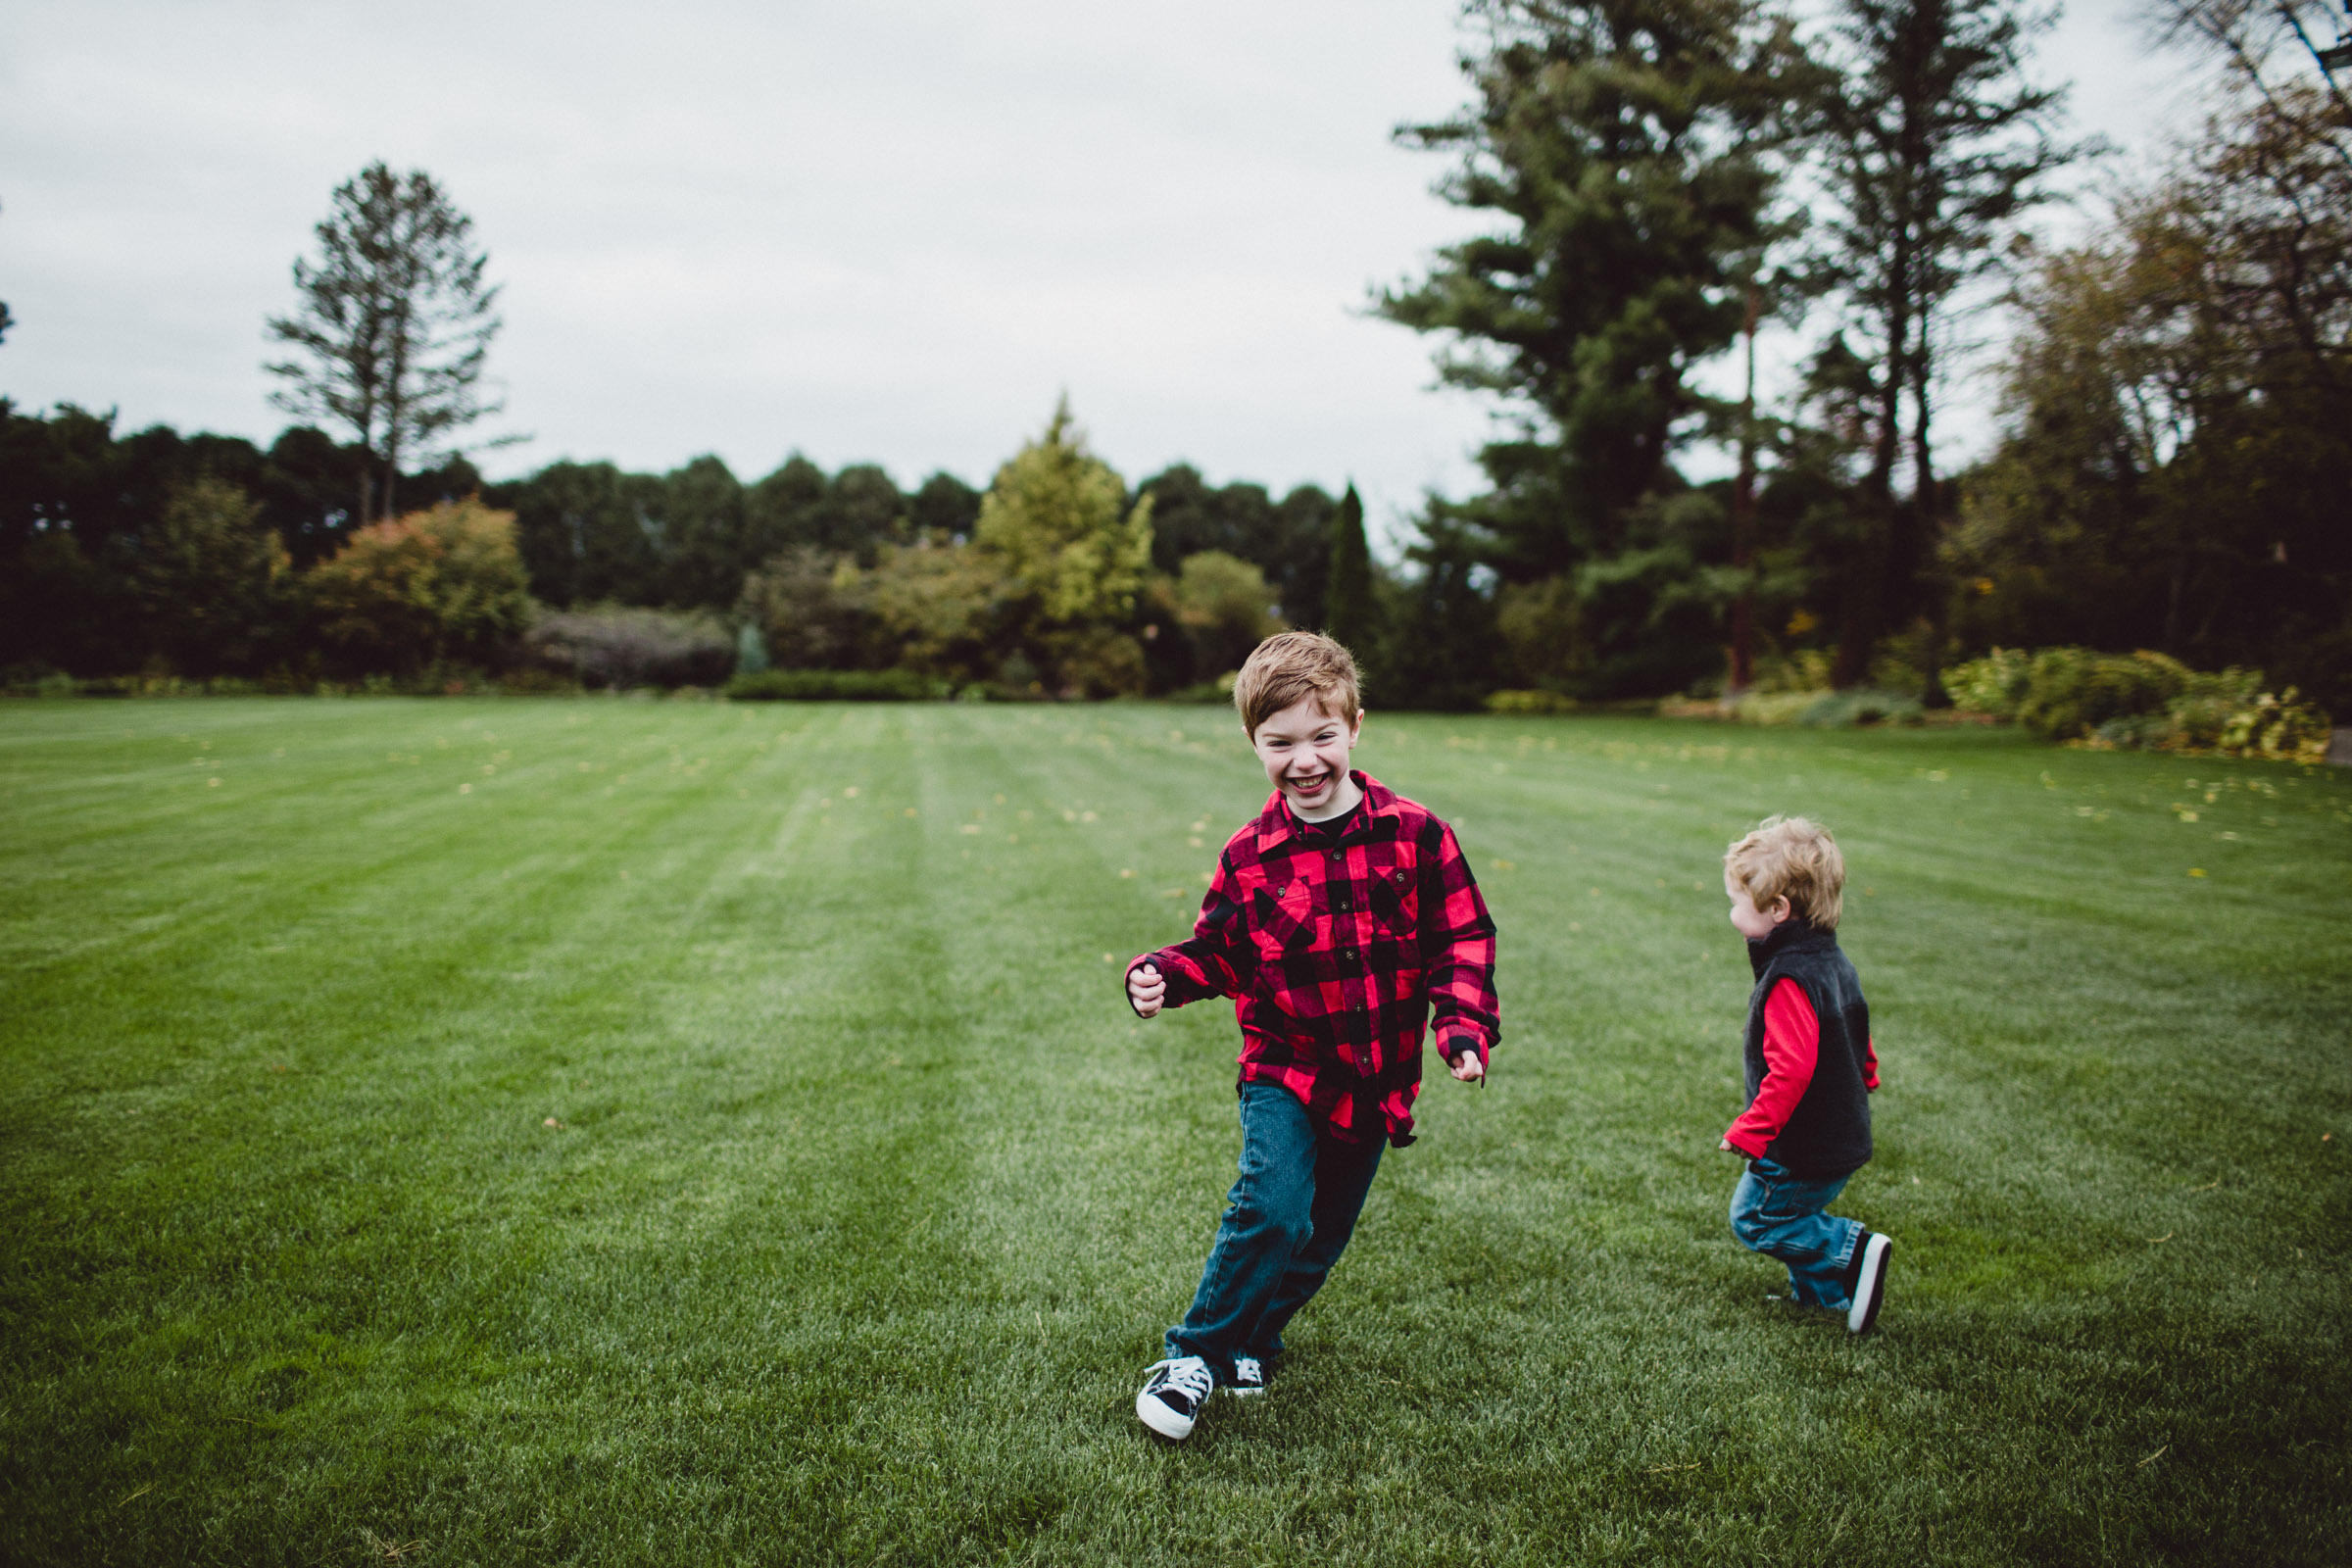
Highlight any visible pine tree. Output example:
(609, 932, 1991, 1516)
(1382, 0, 1824, 578)
(1816, 0, 2073, 688)
(1323, 484, 1381, 662)
(266, 164, 508, 524)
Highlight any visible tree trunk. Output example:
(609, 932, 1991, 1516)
(1908, 351, 1949, 706)
(1729, 286, 1760, 695)
(1834, 269, 1911, 689)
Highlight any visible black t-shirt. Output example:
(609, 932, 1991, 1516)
(1290, 795, 1363, 844)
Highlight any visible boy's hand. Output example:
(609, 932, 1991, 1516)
(1446, 1047, 1484, 1084)
(1127, 962, 1165, 1018)
(1718, 1138, 1737, 1152)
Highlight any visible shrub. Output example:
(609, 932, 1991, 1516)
(2014, 648, 2189, 740)
(740, 547, 882, 673)
(1728, 690, 1820, 726)
(1943, 647, 2034, 718)
(1719, 687, 1921, 727)
(1800, 689, 1924, 727)
(525, 605, 734, 690)
(1750, 648, 1835, 695)
(2214, 688, 2332, 762)
(305, 498, 531, 674)
(1171, 551, 1284, 682)
(1484, 689, 1581, 714)
(724, 669, 946, 701)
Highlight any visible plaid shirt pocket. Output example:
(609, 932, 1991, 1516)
(1250, 882, 1316, 956)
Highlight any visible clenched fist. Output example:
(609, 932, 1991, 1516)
(1127, 961, 1165, 1018)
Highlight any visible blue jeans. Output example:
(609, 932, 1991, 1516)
(1730, 1157, 1864, 1309)
(1166, 1083, 1385, 1380)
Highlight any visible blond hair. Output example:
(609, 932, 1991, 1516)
(1232, 631, 1361, 737)
(1725, 815, 1845, 931)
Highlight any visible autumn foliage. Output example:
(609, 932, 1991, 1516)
(305, 498, 531, 674)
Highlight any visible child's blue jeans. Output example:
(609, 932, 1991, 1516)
(1730, 1156, 1864, 1309)
(1166, 1082, 1384, 1381)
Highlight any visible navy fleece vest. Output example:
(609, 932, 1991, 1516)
(1741, 919, 1873, 1176)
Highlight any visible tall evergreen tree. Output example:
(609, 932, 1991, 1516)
(1814, 0, 2073, 688)
(1382, 0, 1824, 579)
(266, 164, 509, 524)
(1323, 484, 1380, 658)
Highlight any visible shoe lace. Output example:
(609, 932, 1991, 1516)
(1232, 1356, 1262, 1383)
(1151, 1357, 1214, 1403)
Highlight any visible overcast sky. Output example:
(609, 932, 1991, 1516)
(3, 0, 2195, 539)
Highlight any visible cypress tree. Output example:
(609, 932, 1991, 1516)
(1324, 483, 1380, 660)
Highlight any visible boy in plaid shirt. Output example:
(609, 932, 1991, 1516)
(1125, 632, 1498, 1440)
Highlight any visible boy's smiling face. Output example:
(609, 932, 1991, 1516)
(1250, 694, 1362, 819)
(1725, 870, 1791, 941)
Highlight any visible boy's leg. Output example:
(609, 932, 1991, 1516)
(1728, 1160, 1863, 1309)
(1241, 1124, 1385, 1366)
(1165, 1084, 1318, 1380)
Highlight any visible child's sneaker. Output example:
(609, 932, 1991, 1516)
(1136, 1355, 1215, 1439)
(1225, 1355, 1267, 1396)
(1846, 1232, 1892, 1333)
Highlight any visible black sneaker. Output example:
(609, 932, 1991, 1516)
(1136, 1355, 1215, 1440)
(1846, 1232, 1892, 1333)
(1225, 1355, 1267, 1397)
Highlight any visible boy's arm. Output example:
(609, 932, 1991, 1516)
(1420, 822, 1499, 1071)
(1124, 851, 1257, 1015)
(1724, 978, 1817, 1157)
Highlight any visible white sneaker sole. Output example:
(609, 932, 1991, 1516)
(1136, 1392, 1197, 1440)
(1847, 1233, 1892, 1333)
(1225, 1384, 1265, 1398)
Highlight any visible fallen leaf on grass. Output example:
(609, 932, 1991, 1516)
(2137, 1445, 2168, 1468)
(362, 1530, 427, 1560)
(543, 1117, 565, 1129)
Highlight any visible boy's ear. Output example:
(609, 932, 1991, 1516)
(1769, 896, 1794, 924)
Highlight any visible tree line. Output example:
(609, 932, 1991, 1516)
(3, 0, 2344, 713)
(0, 393, 1374, 700)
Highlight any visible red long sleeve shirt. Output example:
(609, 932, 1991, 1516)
(1724, 978, 1880, 1159)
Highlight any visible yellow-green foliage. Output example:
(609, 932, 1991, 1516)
(975, 402, 1152, 628)
(1952, 645, 2332, 760)
(1943, 647, 2034, 718)
(1484, 688, 1581, 714)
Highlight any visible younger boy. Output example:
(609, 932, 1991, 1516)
(1719, 815, 1892, 1333)
(1124, 632, 1497, 1440)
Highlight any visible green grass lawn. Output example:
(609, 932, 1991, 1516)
(2, 697, 2346, 1565)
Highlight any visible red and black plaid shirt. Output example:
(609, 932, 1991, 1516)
(1130, 772, 1498, 1147)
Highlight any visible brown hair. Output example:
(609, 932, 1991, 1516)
(1725, 815, 1846, 931)
(1232, 631, 1361, 737)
